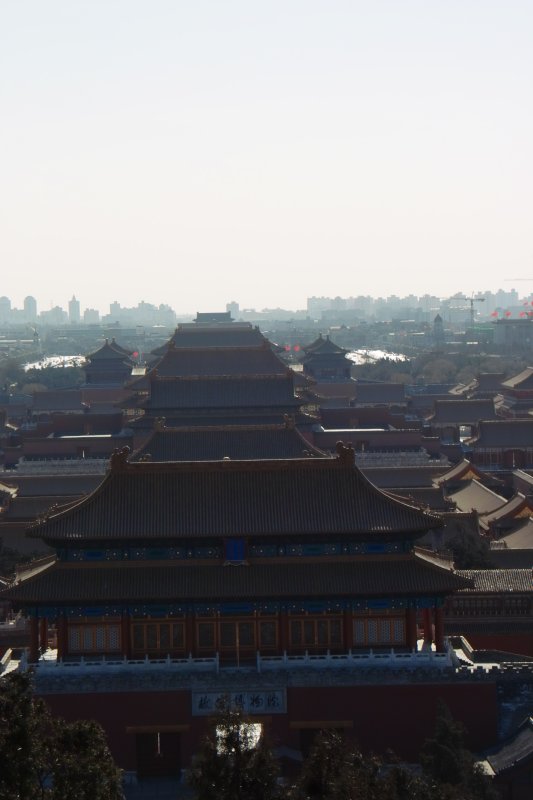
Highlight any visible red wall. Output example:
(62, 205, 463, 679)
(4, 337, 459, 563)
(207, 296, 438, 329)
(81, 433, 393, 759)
(41, 680, 498, 769)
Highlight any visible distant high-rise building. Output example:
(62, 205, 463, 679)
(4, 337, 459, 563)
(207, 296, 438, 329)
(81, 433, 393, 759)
(0, 296, 11, 324)
(69, 295, 81, 323)
(84, 308, 100, 324)
(24, 295, 37, 322)
(226, 300, 239, 319)
(433, 314, 445, 348)
(40, 306, 68, 325)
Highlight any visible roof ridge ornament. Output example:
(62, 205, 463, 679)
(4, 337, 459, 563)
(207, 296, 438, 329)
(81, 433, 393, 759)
(110, 446, 131, 471)
(336, 441, 355, 467)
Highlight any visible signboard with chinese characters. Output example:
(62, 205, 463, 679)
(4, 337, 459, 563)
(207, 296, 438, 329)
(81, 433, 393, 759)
(192, 690, 286, 716)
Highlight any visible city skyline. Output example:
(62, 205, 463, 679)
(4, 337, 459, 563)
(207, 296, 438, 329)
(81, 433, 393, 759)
(1, 2, 532, 311)
(1, 285, 532, 324)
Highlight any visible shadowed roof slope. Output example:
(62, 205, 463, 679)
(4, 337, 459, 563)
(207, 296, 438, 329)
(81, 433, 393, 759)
(144, 375, 300, 410)
(151, 344, 288, 378)
(151, 323, 268, 355)
(132, 424, 328, 462)
(6, 552, 468, 604)
(29, 444, 442, 543)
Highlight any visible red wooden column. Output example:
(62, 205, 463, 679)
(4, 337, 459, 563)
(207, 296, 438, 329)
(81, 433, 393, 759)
(422, 608, 433, 645)
(121, 612, 132, 659)
(29, 617, 39, 663)
(405, 608, 417, 651)
(56, 615, 68, 660)
(434, 607, 445, 653)
(185, 613, 195, 657)
(343, 610, 353, 651)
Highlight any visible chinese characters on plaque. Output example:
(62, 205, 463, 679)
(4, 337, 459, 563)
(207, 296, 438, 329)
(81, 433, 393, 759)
(192, 690, 286, 716)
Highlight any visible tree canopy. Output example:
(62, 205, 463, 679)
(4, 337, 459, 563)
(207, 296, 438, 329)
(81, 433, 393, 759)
(188, 698, 281, 800)
(0, 671, 124, 800)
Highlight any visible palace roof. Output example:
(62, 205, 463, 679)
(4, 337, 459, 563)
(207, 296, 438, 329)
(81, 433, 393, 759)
(151, 344, 288, 378)
(455, 569, 533, 594)
(501, 367, 533, 391)
(132, 424, 327, 462)
(433, 459, 488, 486)
(481, 493, 533, 527)
(354, 383, 406, 405)
(85, 339, 133, 362)
(467, 419, 533, 447)
(428, 399, 496, 424)
(144, 375, 300, 410)
(151, 324, 268, 355)
(360, 465, 451, 489)
(6, 550, 468, 605)
(446, 480, 506, 515)
(496, 519, 533, 549)
(484, 716, 533, 777)
(27, 445, 442, 543)
(302, 334, 348, 355)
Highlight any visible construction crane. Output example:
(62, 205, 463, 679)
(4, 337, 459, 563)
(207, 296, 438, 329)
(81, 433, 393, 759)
(451, 294, 485, 326)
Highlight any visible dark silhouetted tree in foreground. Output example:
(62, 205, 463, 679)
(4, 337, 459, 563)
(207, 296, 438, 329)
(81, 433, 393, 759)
(0, 671, 124, 800)
(420, 701, 498, 800)
(290, 729, 380, 800)
(188, 698, 281, 800)
(186, 699, 498, 800)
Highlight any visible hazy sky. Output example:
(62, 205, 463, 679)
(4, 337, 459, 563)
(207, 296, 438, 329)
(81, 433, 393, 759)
(1, 1, 532, 314)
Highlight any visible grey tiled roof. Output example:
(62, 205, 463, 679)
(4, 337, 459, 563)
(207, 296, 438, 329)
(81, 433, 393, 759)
(387, 487, 452, 511)
(86, 340, 133, 362)
(146, 376, 300, 410)
(447, 480, 506, 514)
(497, 519, 533, 549)
(469, 419, 533, 447)
(30, 454, 443, 542)
(152, 325, 267, 354)
(303, 335, 347, 355)
(153, 346, 288, 378)
(486, 717, 533, 775)
(5, 552, 468, 604)
(501, 367, 533, 391)
(481, 493, 533, 524)
(132, 425, 328, 462)
(429, 399, 496, 424)
(455, 569, 533, 593)
(361, 466, 451, 488)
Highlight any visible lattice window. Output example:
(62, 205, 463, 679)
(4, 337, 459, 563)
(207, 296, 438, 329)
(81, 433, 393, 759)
(68, 627, 80, 651)
(367, 620, 378, 643)
(354, 620, 365, 644)
(131, 620, 186, 653)
(68, 623, 121, 653)
(289, 616, 343, 648)
(352, 616, 405, 646)
(392, 618, 405, 644)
